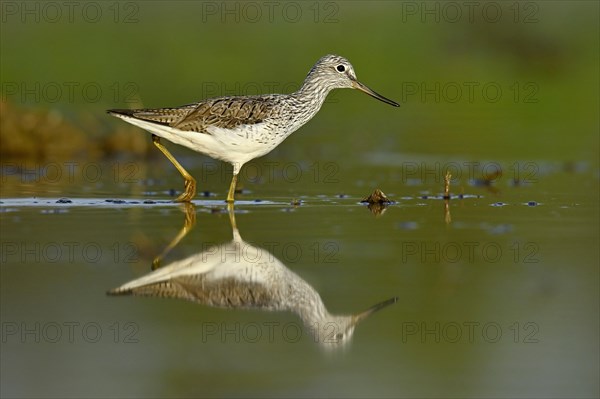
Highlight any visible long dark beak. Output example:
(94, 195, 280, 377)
(352, 80, 400, 107)
(351, 296, 399, 325)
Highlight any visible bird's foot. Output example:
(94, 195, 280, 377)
(174, 177, 196, 203)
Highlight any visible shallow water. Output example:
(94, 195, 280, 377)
(1, 156, 598, 398)
(1, 0, 598, 395)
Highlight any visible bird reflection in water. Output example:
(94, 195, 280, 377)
(109, 204, 397, 347)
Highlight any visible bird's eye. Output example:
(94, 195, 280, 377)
(336, 65, 345, 72)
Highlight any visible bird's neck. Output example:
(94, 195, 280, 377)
(282, 271, 331, 326)
(291, 74, 333, 115)
(274, 73, 335, 135)
(294, 73, 332, 106)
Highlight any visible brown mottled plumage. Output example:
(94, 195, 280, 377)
(111, 97, 280, 133)
(108, 54, 398, 202)
(115, 275, 277, 309)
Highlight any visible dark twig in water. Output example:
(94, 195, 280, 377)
(443, 170, 451, 200)
(444, 171, 451, 224)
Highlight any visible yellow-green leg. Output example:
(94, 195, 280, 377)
(226, 173, 238, 203)
(152, 135, 196, 202)
(226, 202, 242, 242)
(226, 202, 237, 230)
(152, 202, 196, 270)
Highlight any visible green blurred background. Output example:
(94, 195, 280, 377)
(1, 0, 598, 167)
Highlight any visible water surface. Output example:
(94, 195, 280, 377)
(1, 157, 597, 398)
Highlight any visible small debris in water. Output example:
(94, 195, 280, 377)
(290, 198, 303, 206)
(471, 169, 502, 187)
(140, 178, 157, 186)
(41, 209, 69, 214)
(337, 194, 349, 199)
(143, 200, 156, 204)
(487, 224, 514, 235)
(509, 178, 524, 187)
(361, 189, 392, 204)
(366, 202, 388, 216)
(527, 201, 538, 207)
(397, 221, 419, 230)
(254, 199, 263, 203)
(405, 178, 422, 186)
(56, 198, 72, 204)
(112, 199, 126, 204)
(491, 202, 507, 207)
(361, 189, 393, 217)
(200, 191, 215, 197)
(168, 188, 177, 197)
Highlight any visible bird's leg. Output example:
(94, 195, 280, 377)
(226, 173, 238, 203)
(226, 202, 237, 231)
(226, 202, 243, 242)
(152, 202, 196, 270)
(151, 134, 196, 202)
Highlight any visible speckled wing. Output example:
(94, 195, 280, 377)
(172, 96, 279, 133)
(108, 96, 280, 134)
(107, 104, 197, 126)
(109, 275, 276, 309)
